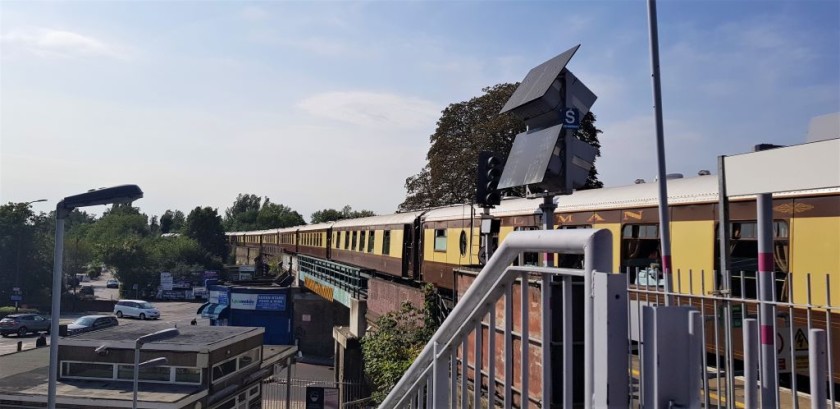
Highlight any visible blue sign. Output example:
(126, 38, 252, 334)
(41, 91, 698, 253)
(218, 292, 229, 306)
(10, 295, 22, 301)
(563, 107, 580, 129)
(256, 294, 286, 311)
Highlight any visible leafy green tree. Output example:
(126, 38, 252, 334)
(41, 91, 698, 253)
(257, 199, 306, 228)
(362, 284, 444, 404)
(310, 205, 376, 224)
(399, 83, 603, 210)
(223, 194, 262, 231)
(159, 209, 186, 234)
(0, 203, 53, 305)
(183, 207, 228, 263)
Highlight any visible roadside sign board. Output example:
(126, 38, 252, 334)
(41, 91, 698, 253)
(160, 272, 173, 291)
(10, 295, 22, 302)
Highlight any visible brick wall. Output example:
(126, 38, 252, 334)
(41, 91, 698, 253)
(365, 278, 424, 322)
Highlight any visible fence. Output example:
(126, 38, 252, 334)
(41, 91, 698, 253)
(629, 268, 839, 409)
(262, 366, 368, 409)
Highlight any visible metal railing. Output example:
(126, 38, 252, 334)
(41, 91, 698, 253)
(629, 268, 839, 409)
(378, 228, 628, 408)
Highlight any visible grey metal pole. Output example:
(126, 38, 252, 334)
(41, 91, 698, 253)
(757, 193, 778, 407)
(133, 344, 141, 409)
(646, 0, 673, 305)
(47, 213, 65, 409)
(743, 318, 759, 409)
(810, 329, 827, 409)
(540, 195, 555, 407)
(285, 361, 292, 409)
(717, 155, 737, 409)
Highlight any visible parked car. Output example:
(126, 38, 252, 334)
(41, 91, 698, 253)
(78, 285, 95, 300)
(0, 313, 51, 337)
(66, 315, 118, 336)
(113, 299, 160, 320)
(106, 279, 120, 288)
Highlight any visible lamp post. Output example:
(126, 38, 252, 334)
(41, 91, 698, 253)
(133, 328, 179, 409)
(14, 199, 47, 312)
(47, 185, 143, 409)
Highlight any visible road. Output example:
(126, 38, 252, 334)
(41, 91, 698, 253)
(0, 301, 208, 356)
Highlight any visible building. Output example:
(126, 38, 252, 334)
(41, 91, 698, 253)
(0, 322, 296, 408)
(199, 285, 293, 345)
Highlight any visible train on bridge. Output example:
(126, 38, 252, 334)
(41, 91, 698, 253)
(228, 143, 840, 393)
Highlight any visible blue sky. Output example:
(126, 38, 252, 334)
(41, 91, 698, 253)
(2, 0, 838, 221)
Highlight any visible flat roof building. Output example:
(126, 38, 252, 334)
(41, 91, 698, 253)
(0, 322, 296, 408)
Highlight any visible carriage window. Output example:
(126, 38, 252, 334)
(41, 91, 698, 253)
(352, 231, 358, 251)
(382, 230, 391, 255)
(557, 225, 592, 268)
(434, 229, 447, 252)
(715, 220, 789, 300)
(620, 223, 661, 283)
(459, 230, 467, 257)
(368, 231, 375, 253)
(344, 231, 349, 249)
(360, 231, 366, 253)
(334, 232, 338, 248)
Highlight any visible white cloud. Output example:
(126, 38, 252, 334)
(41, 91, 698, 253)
(297, 91, 441, 129)
(240, 6, 270, 21)
(0, 27, 126, 59)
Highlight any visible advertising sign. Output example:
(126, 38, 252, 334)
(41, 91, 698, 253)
(160, 272, 173, 291)
(230, 293, 286, 311)
(208, 290, 229, 306)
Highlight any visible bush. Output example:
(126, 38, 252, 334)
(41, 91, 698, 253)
(0, 306, 40, 320)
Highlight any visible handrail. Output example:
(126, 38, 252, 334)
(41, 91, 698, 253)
(379, 228, 613, 408)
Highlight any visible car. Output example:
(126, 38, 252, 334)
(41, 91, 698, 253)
(0, 313, 51, 337)
(106, 279, 120, 289)
(78, 285, 95, 300)
(113, 299, 160, 320)
(67, 315, 118, 336)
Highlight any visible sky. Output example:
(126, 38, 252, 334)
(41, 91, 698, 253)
(1, 0, 838, 222)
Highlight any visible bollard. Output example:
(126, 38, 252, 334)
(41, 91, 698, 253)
(809, 329, 827, 409)
(743, 319, 758, 409)
(17, 341, 22, 352)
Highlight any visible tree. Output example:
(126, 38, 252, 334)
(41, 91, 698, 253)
(223, 194, 262, 231)
(362, 284, 444, 404)
(183, 207, 228, 263)
(399, 83, 603, 210)
(0, 203, 53, 305)
(310, 205, 376, 224)
(160, 209, 187, 234)
(256, 199, 306, 228)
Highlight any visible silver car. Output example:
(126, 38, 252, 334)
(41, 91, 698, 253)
(0, 313, 51, 337)
(113, 299, 160, 320)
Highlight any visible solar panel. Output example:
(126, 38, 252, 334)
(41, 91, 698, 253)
(498, 124, 564, 189)
(500, 45, 580, 114)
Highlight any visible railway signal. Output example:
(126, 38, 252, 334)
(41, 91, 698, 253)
(476, 151, 504, 207)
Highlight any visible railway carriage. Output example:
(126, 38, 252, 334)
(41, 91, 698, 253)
(295, 222, 333, 259)
(330, 212, 424, 279)
(420, 205, 484, 290)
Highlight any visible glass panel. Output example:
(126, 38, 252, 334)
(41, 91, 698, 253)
(64, 362, 113, 379)
(213, 359, 237, 381)
(434, 229, 447, 251)
(175, 367, 202, 384)
(238, 348, 260, 369)
(368, 231, 375, 253)
(382, 231, 391, 255)
(359, 231, 366, 252)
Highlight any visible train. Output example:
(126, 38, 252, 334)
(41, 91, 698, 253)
(228, 172, 839, 306)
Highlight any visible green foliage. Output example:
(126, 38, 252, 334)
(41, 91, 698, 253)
(159, 209, 185, 234)
(400, 83, 603, 211)
(0, 306, 40, 320)
(0, 202, 54, 305)
(362, 284, 444, 404)
(224, 194, 305, 231)
(183, 207, 228, 263)
(310, 205, 376, 224)
(256, 199, 306, 228)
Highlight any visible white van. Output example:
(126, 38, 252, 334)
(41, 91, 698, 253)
(113, 299, 160, 320)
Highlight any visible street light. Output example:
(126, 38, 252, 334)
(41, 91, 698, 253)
(14, 199, 47, 312)
(47, 185, 143, 409)
(134, 328, 179, 409)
